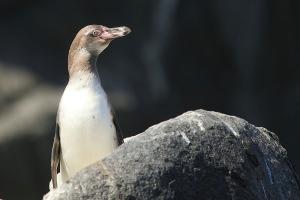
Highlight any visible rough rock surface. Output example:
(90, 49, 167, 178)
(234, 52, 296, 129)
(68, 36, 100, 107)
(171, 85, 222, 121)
(44, 110, 300, 200)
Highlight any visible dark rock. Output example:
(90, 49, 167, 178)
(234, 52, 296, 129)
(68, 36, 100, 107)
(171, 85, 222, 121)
(44, 110, 300, 200)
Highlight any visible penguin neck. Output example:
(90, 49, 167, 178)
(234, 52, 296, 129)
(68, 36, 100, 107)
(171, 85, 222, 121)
(68, 48, 99, 77)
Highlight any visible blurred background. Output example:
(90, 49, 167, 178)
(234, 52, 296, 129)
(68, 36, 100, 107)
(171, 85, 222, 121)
(0, 0, 299, 199)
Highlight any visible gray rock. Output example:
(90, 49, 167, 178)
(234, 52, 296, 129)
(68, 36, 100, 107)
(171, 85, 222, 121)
(44, 110, 300, 200)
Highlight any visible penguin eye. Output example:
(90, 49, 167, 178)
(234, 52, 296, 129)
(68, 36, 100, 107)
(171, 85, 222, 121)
(91, 30, 101, 37)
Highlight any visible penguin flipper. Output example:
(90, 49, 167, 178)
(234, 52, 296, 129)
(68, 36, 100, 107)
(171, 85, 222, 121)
(51, 122, 61, 189)
(113, 114, 124, 146)
(109, 105, 124, 146)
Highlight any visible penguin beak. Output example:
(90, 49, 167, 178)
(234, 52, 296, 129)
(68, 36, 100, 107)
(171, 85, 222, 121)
(100, 26, 131, 41)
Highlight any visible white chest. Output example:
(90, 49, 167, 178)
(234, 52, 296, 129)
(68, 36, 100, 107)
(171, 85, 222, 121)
(58, 72, 117, 180)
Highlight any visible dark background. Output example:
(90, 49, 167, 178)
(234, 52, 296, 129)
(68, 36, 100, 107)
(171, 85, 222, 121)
(0, 0, 299, 199)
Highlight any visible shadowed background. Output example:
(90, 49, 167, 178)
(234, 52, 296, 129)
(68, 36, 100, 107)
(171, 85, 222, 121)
(0, 0, 299, 199)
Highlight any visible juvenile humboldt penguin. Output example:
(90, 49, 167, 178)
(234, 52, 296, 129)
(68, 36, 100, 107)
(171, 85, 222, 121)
(51, 25, 131, 188)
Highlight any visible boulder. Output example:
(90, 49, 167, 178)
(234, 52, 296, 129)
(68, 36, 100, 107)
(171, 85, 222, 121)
(44, 110, 300, 200)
